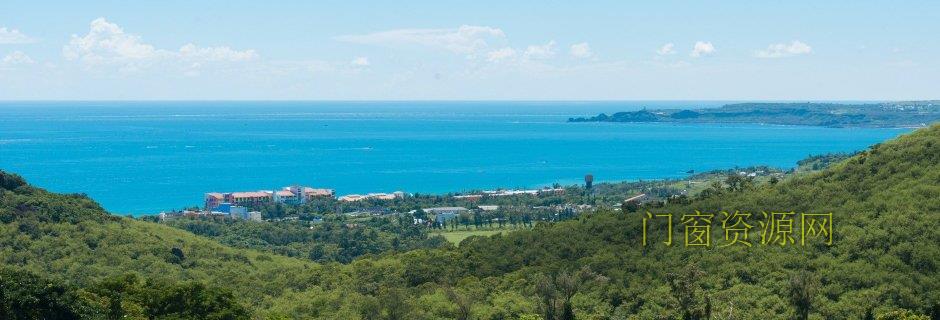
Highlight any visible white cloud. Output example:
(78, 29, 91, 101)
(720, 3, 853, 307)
(63, 18, 160, 62)
(486, 47, 516, 62)
(569, 42, 592, 58)
(755, 40, 812, 58)
(690, 41, 715, 57)
(2, 51, 34, 66)
(0, 27, 36, 44)
(523, 41, 556, 60)
(178, 44, 257, 62)
(656, 43, 676, 55)
(62, 18, 257, 71)
(335, 25, 505, 55)
(351, 56, 370, 66)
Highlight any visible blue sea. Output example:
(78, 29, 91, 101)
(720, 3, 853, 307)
(0, 101, 912, 215)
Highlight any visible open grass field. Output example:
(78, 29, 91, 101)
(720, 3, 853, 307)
(432, 229, 506, 244)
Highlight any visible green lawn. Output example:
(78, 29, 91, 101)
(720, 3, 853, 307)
(433, 229, 506, 244)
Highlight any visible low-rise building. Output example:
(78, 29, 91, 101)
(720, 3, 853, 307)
(231, 209, 262, 221)
(478, 205, 499, 211)
(453, 194, 483, 201)
(338, 194, 365, 202)
(477, 187, 564, 197)
(537, 187, 566, 196)
(274, 190, 297, 204)
(204, 193, 224, 210)
(424, 207, 470, 215)
(435, 212, 458, 224)
(204, 184, 334, 210)
(338, 191, 405, 202)
(624, 193, 647, 204)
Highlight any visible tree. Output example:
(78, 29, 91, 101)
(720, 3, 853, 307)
(377, 287, 410, 320)
(534, 267, 607, 320)
(697, 181, 724, 199)
(875, 309, 930, 320)
(621, 200, 639, 213)
(535, 275, 557, 320)
(91, 273, 147, 319)
(447, 288, 474, 320)
(0, 267, 94, 320)
(788, 271, 817, 320)
(145, 281, 250, 320)
(724, 174, 753, 192)
(171, 247, 186, 262)
(667, 264, 711, 320)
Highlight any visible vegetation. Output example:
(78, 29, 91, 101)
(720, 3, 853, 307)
(434, 229, 505, 244)
(0, 172, 322, 317)
(1, 124, 938, 319)
(160, 214, 448, 263)
(795, 152, 856, 172)
(568, 101, 940, 127)
(0, 267, 250, 319)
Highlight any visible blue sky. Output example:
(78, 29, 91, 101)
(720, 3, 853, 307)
(0, 0, 937, 100)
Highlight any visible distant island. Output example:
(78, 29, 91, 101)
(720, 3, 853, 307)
(568, 101, 940, 127)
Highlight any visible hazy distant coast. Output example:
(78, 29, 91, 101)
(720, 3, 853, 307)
(568, 101, 940, 128)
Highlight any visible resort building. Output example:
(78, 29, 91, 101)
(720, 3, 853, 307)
(303, 187, 336, 199)
(204, 193, 224, 210)
(338, 194, 366, 202)
(204, 185, 335, 210)
(337, 192, 405, 202)
(453, 187, 565, 200)
(229, 191, 272, 207)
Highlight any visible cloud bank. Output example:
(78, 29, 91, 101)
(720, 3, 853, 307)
(62, 18, 257, 72)
(335, 25, 505, 55)
(755, 40, 812, 58)
(0, 27, 36, 44)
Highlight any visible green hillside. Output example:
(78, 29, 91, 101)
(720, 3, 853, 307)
(1, 124, 938, 319)
(434, 124, 940, 318)
(0, 173, 323, 318)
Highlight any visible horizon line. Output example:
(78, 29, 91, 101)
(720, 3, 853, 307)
(1, 99, 932, 103)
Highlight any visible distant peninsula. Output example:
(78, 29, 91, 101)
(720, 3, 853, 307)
(568, 101, 940, 127)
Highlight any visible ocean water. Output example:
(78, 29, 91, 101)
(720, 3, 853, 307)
(0, 101, 912, 215)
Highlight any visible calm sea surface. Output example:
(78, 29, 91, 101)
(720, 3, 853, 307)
(0, 101, 912, 215)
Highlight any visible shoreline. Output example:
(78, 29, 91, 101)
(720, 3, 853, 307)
(129, 166, 786, 217)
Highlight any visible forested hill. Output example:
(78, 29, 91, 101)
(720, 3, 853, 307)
(0, 171, 322, 318)
(1, 124, 939, 319)
(568, 101, 940, 127)
(440, 123, 940, 318)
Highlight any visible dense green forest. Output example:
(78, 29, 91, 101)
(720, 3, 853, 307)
(1, 124, 938, 319)
(160, 214, 449, 263)
(568, 101, 940, 127)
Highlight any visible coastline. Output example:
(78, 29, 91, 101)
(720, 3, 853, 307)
(1, 102, 914, 215)
(567, 101, 940, 128)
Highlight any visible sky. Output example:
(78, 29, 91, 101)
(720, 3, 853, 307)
(0, 0, 937, 100)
